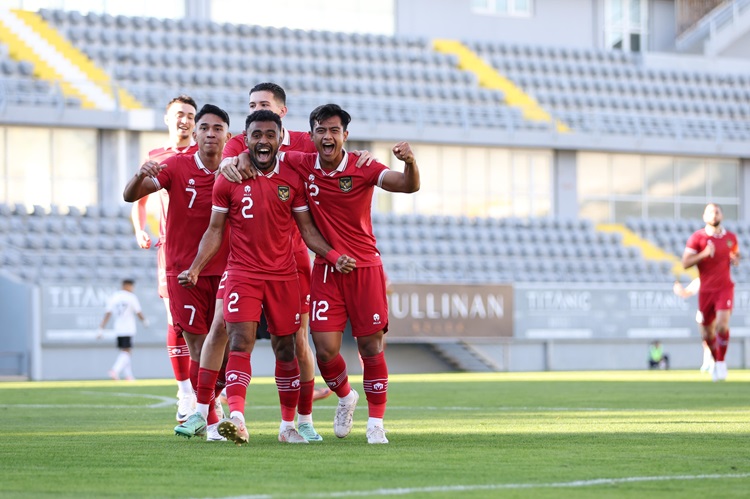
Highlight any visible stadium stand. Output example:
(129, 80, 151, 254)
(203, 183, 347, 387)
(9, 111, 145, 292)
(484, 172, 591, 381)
(37, 9, 551, 131)
(373, 213, 676, 284)
(0, 42, 80, 109)
(468, 40, 750, 141)
(0, 202, 156, 284)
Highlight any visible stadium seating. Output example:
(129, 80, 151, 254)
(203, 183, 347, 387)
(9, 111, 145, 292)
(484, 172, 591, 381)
(467, 40, 750, 141)
(0, 199, 678, 285)
(0, 42, 81, 109)
(373, 213, 676, 284)
(16, 9, 745, 140)
(36, 9, 546, 132)
(0, 202, 156, 284)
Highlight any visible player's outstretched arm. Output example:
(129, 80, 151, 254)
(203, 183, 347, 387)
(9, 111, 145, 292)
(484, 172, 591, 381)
(380, 142, 420, 193)
(130, 199, 152, 249)
(219, 152, 258, 183)
(123, 160, 165, 202)
(178, 211, 228, 288)
(293, 211, 356, 273)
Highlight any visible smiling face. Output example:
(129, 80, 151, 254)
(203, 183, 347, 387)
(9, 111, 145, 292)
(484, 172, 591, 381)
(703, 203, 723, 228)
(193, 113, 229, 156)
(164, 101, 196, 145)
(310, 115, 348, 167)
(244, 120, 280, 172)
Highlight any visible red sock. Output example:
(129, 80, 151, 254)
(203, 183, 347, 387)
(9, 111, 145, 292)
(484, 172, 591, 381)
(197, 368, 219, 406)
(226, 351, 251, 415)
(715, 329, 730, 361)
(297, 379, 314, 416)
(275, 359, 300, 422)
(167, 324, 190, 381)
(362, 351, 388, 418)
(189, 359, 200, 394)
(214, 365, 226, 399)
(318, 354, 351, 397)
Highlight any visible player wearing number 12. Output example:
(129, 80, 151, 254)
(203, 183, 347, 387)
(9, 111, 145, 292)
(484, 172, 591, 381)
(283, 103, 420, 444)
(178, 110, 356, 445)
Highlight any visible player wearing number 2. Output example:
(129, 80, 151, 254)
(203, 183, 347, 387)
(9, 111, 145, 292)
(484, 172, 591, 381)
(682, 203, 740, 382)
(123, 104, 232, 403)
(177, 110, 355, 445)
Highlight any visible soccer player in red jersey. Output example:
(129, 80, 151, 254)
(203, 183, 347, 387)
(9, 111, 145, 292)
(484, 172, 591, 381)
(123, 105, 232, 439)
(682, 203, 740, 381)
(130, 95, 198, 421)
(176, 110, 355, 445)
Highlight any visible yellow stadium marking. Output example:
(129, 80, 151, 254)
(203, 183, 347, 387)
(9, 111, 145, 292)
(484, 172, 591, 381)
(0, 9, 141, 110)
(433, 39, 569, 133)
(596, 223, 698, 280)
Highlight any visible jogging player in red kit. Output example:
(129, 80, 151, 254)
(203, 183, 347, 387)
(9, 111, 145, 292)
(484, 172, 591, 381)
(682, 203, 740, 382)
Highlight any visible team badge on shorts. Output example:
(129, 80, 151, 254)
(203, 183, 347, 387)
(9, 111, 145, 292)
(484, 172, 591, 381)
(339, 177, 353, 192)
(277, 185, 290, 202)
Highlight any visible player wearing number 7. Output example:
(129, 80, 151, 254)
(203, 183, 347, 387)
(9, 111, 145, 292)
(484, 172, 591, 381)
(177, 110, 356, 445)
(123, 104, 232, 414)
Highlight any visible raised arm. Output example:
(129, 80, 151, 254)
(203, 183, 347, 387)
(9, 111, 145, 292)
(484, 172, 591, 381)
(177, 210, 228, 287)
(682, 242, 713, 270)
(293, 210, 356, 273)
(380, 141, 420, 193)
(123, 160, 165, 202)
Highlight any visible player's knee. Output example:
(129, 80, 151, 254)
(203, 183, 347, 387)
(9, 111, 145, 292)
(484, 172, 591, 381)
(273, 336, 296, 361)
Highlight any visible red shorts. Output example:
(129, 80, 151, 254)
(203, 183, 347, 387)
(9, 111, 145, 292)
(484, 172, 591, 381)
(157, 244, 167, 299)
(309, 264, 388, 337)
(223, 274, 301, 336)
(167, 275, 221, 335)
(216, 270, 228, 301)
(294, 248, 312, 314)
(697, 287, 734, 326)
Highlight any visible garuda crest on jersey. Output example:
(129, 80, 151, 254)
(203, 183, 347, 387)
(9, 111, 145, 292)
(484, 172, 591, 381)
(277, 185, 290, 202)
(339, 176, 353, 192)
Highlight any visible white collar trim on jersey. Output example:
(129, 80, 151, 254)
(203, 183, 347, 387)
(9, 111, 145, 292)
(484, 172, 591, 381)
(314, 149, 348, 176)
(705, 226, 727, 238)
(281, 127, 290, 147)
(193, 151, 213, 174)
(258, 156, 281, 177)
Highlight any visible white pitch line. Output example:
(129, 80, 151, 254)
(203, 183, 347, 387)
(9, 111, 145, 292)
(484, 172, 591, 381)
(207, 472, 750, 499)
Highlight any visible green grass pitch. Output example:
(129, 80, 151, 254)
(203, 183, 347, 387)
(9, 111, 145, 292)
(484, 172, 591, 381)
(1, 371, 749, 498)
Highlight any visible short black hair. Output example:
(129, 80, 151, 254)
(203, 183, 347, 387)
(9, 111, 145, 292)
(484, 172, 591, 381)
(122, 279, 135, 286)
(245, 110, 282, 132)
(249, 82, 286, 105)
(309, 103, 351, 132)
(165, 94, 197, 113)
(195, 104, 230, 127)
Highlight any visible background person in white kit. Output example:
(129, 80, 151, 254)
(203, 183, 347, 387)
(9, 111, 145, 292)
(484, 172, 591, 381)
(97, 279, 150, 380)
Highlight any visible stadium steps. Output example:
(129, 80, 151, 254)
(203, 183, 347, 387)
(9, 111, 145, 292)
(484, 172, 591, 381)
(432, 38, 569, 133)
(428, 341, 498, 372)
(595, 223, 697, 280)
(0, 9, 140, 110)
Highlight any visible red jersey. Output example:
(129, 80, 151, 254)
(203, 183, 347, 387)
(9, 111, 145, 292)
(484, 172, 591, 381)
(153, 152, 229, 276)
(212, 157, 308, 280)
(223, 128, 316, 254)
(147, 143, 199, 246)
(222, 128, 316, 159)
(685, 227, 738, 292)
(283, 150, 390, 267)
